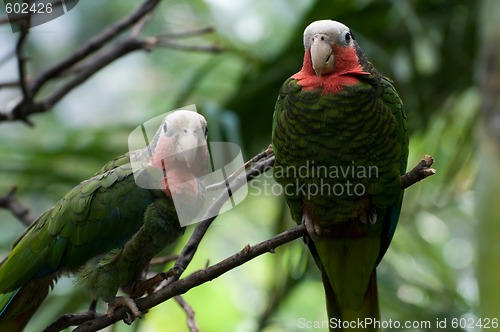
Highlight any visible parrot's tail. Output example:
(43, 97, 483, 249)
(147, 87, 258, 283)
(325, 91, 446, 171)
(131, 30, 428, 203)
(0, 278, 54, 332)
(323, 269, 380, 332)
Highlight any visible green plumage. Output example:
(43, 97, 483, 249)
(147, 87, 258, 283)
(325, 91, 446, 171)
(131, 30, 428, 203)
(272, 20, 408, 331)
(0, 159, 183, 330)
(0, 110, 208, 331)
(274, 77, 406, 226)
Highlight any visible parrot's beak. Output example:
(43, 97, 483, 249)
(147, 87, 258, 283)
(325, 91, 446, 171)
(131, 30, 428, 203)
(310, 34, 335, 77)
(177, 134, 201, 168)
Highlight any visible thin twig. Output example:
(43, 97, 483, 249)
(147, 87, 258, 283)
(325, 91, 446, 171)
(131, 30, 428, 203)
(14, 26, 32, 126)
(0, 186, 35, 226)
(175, 295, 199, 332)
(38, 39, 145, 110)
(155, 26, 215, 39)
(401, 155, 436, 190)
(29, 0, 161, 95)
(206, 145, 273, 191)
(0, 81, 20, 89)
(149, 38, 224, 53)
(42, 312, 102, 332)
(0, 0, 224, 125)
(149, 254, 179, 266)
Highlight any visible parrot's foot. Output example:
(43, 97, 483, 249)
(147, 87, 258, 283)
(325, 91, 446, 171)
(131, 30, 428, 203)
(107, 296, 141, 324)
(359, 208, 377, 224)
(303, 214, 321, 241)
(358, 198, 377, 224)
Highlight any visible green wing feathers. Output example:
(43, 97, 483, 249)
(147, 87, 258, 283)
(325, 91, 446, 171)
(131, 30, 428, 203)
(0, 164, 158, 294)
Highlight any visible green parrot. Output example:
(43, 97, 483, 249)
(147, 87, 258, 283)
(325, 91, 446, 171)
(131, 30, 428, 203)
(272, 20, 408, 330)
(0, 110, 209, 331)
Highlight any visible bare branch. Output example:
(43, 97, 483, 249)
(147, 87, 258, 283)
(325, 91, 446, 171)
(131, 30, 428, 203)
(149, 254, 179, 266)
(148, 38, 224, 53)
(155, 26, 215, 39)
(15, 28, 30, 99)
(39, 38, 145, 110)
(42, 312, 102, 332)
(0, 0, 223, 125)
(175, 296, 199, 332)
(0, 186, 35, 226)
(29, 0, 162, 95)
(401, 155, 436, 190)
(206, 145, 273, 192)
(0, 81, 20, 89)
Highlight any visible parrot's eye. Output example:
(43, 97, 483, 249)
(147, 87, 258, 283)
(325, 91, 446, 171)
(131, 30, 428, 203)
(163, 123, 168, 134)
(344, 31, 352, 44)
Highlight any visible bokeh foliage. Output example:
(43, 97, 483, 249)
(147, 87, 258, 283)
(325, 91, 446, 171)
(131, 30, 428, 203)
(0, 0, 493, 331)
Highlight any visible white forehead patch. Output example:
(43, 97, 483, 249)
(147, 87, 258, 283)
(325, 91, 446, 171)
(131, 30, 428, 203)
(303, 20, 350, 49)
(165, 110, 207, 134)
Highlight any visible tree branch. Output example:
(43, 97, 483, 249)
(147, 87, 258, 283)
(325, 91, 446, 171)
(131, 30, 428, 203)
(29, 0, 161, 96)
(0, 186, 35, 226)
(401, 155, 436, 189)
(15, 21, 30, 100)
(42, 312, 102, 332)
(0, 0, 223, 125)
(175, 295, 199, 332)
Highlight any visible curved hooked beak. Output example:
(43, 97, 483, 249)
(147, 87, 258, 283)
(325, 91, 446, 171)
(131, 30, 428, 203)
(310, 34, 335, 77)
(177, 133, 203, 168)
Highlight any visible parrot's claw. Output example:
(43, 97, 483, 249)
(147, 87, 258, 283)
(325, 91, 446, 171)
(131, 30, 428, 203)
(360, 211, 377, 224)
(359, 202, 377, 224)
(107, 296, 141, 323)
(303, 214, 320, 241)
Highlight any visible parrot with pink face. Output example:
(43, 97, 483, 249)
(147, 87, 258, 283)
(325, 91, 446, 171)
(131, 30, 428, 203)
(0, 110, 209, 331)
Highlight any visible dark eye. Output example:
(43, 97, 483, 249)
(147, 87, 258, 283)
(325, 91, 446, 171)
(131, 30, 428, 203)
(344, 32, 351, 43)
(163, 123, 167, 133)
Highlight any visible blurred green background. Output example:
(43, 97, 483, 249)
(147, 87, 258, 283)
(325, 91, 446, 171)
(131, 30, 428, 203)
(0, 0, 497, 331)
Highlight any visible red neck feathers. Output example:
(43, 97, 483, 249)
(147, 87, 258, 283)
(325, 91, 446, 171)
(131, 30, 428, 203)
(292, 44, 368, 94)
(149, 136, 207, 198)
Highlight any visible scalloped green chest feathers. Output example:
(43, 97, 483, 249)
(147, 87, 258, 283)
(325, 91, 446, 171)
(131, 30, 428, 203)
(273, 77, 407, 227)
(273, 72, 408, 329)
